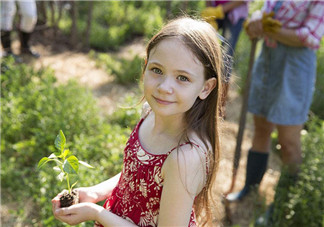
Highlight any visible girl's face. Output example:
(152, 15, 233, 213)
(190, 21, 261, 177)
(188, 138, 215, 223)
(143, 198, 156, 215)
(143, 38, 216, 119)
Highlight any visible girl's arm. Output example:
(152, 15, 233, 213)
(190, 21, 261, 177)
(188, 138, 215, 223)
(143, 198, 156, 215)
(158, 145, 206, 226)
(53, 202, 137, 226)
(78, 172, 121, 203)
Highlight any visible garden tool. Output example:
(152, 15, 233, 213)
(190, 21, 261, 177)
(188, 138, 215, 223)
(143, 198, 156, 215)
(201, 6, 225, 30)
(223, 38, 258, 224)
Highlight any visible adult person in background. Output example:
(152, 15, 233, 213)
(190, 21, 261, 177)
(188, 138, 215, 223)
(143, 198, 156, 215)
(226, 1, 324, 224)
(1, 0, 40, 59)
(201, 1, 249, 117)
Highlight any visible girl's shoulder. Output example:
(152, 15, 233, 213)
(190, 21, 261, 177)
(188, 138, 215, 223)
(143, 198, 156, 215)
(162, 134, 209, 196)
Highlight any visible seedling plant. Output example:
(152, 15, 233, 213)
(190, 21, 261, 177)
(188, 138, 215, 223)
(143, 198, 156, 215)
(38, 130, 93, 207)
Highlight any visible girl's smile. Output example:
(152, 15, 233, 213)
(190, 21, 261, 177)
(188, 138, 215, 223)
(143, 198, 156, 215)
(153, 96, 176, 105)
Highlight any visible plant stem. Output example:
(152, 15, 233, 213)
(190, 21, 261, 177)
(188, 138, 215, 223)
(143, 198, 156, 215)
(66, 174, 71, 194)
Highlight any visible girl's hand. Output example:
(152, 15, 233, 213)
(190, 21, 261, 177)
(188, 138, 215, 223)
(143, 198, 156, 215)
(51, 187, 97, 210)
(76, 187, 98, 203)
(53, 202, 101, 225)
(51, 188, 96, 222)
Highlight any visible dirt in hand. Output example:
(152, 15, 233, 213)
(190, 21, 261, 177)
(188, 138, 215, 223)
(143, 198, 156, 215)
(60, 190, 79, 208)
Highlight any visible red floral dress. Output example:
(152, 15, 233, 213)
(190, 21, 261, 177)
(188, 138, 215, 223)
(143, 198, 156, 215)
(95, 118, 199, 227)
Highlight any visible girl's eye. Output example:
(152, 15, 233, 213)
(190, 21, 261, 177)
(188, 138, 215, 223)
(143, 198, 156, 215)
(177, 75, 189, 82)
(152, 68, 162, 75)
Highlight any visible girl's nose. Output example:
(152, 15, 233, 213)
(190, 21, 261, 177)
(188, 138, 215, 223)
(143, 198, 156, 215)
(157, 76, 173, 94)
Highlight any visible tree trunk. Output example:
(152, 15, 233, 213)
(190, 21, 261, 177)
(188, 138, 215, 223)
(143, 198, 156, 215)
(70, 0, 78, 48)
(53, 1, 64, 37)
(49, 1, 55, 27)
(181, 1, 188, 13)
(84, 1, 93, 50)
(166, 1, 172, 19)
(37, 1, 47, 25)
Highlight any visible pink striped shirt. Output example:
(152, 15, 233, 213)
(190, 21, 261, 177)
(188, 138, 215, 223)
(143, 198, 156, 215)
(264, 1, 324, 50)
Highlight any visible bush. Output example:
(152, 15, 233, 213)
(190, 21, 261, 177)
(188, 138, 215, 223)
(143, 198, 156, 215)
(1, 58, 133, 226)
(71, 1, 165, 50)
(311, 39, 324, 119)
(90, 51, 144, 85)
(57, 1, 207, 50)
(109, 94, 142, 129)
(270, 117, 324, 227)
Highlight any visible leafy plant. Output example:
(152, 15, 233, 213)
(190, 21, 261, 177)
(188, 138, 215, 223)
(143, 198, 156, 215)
(270, 117, 324, 226)
(38, 130, 94, 194)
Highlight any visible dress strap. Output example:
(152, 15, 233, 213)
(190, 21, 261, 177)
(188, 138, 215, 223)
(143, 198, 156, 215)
(166, 141, 200, 155)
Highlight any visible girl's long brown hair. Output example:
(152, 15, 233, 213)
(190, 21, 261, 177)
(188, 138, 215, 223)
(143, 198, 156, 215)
(144, 16, 224, 226)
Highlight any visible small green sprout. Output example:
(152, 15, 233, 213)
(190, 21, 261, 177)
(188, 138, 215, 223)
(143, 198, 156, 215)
(38, 130, 93, 194)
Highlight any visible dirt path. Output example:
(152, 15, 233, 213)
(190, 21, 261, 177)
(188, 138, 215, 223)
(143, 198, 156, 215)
(29, 37, 280, 226)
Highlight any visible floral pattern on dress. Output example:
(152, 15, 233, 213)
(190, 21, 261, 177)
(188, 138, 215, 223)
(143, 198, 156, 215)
(95, 118, 198, 227)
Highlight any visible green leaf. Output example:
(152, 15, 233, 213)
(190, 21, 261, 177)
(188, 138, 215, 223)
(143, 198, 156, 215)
(62, 149, 71, 159)
(79, 160, 94, 169)
(38, 157, 50, 169)
(55, 130, 66, 152)
(63, 155, 79, 174)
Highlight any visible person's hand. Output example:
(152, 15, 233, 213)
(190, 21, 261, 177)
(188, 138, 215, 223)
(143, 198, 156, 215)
(262, 12, 282, 33)
(201, 6, 225, 21)
(244, 11, 282, 39)
(53, 202, 101, 225)
(244, 10, 263, 39)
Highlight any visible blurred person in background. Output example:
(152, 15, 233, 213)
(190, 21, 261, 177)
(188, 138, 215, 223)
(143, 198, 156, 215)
(1, 0, 40, 59)
(226, 1, 324, 225)
(201, 1, 250, 117)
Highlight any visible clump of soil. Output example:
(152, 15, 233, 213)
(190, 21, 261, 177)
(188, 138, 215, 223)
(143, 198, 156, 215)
(60, 190, 79, 208)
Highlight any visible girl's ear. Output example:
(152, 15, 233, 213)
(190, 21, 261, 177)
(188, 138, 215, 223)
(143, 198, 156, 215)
(199, 78, 217, 100)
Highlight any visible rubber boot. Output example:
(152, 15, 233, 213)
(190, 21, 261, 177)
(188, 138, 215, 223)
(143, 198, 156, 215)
(226, 150, 269, 202)
(19, 31, 40, 58)
(1, 30, 22, 62)
(1, 31, 13, 55)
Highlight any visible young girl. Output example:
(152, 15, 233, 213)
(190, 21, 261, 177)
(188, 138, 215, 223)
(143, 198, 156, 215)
(52, 16, 224, 227)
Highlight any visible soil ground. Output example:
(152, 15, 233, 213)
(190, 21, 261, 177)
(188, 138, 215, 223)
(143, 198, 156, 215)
(2, 29, 282, 226)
